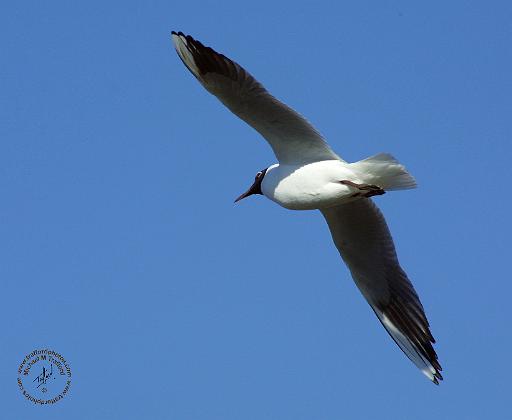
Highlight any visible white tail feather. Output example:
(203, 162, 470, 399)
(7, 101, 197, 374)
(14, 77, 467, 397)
(351, 153, 417, 191)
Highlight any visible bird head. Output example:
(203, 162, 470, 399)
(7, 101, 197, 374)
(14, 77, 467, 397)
(234, 167, 268, 202)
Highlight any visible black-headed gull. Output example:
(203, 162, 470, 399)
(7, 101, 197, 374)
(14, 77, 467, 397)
(171, 32, 443, 384)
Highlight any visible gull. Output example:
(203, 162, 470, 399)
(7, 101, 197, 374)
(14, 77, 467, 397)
(171, 31, 443, 384)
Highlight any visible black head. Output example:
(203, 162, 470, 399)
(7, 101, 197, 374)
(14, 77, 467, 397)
(234, 168, 269, 203)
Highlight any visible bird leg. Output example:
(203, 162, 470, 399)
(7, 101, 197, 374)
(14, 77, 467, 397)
(340, 180, 386, 198)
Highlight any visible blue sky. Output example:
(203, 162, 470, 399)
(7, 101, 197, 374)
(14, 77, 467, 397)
(2, 0, 511, 418)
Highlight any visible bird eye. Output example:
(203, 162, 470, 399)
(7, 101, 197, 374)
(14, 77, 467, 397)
(256, 171, 263, 179)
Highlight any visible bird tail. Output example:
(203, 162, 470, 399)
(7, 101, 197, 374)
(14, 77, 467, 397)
(350, 153, 417, 191)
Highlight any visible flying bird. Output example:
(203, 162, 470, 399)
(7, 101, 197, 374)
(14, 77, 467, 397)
(171, 31, 443, 384)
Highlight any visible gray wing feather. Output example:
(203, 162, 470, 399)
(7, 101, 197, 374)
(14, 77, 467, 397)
(321, 199, 443, 383)
(171, 32, 341, 165)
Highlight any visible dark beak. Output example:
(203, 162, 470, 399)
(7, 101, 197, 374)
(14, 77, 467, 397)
(234, 180, 261, 203)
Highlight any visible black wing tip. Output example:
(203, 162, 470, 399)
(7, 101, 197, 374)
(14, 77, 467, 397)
(171, 31, 203, 47)
(428, 340, 444, 384)
(432, 370, 444, 385)
(423, 350, 444, 385)
(427, 358, 443, 385)
(372, 305, 444, 385)
(170, 32, 242, 81)
(170, 31, 207, 57)
(171, 31, 194, 47)
(171, 30, 184, 40)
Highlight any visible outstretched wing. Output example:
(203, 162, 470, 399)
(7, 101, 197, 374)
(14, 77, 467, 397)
(321, 199, 443, 384)
(171, 32, 341, 165)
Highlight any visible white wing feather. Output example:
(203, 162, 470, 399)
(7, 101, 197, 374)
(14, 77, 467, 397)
(171, 32, 341, 165)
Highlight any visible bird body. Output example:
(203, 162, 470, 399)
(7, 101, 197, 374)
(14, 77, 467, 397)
(262, 154, 416, 210)
(171, 31, 443, 384)
(262, 161, 362, 210)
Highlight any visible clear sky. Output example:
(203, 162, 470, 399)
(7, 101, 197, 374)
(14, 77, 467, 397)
(2, 1, 511, 419)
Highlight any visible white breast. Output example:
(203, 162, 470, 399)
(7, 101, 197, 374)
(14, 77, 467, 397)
(261, 160, 363, 210)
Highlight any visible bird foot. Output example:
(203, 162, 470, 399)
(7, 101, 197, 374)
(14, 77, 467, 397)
(340, 180, 386, 198)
